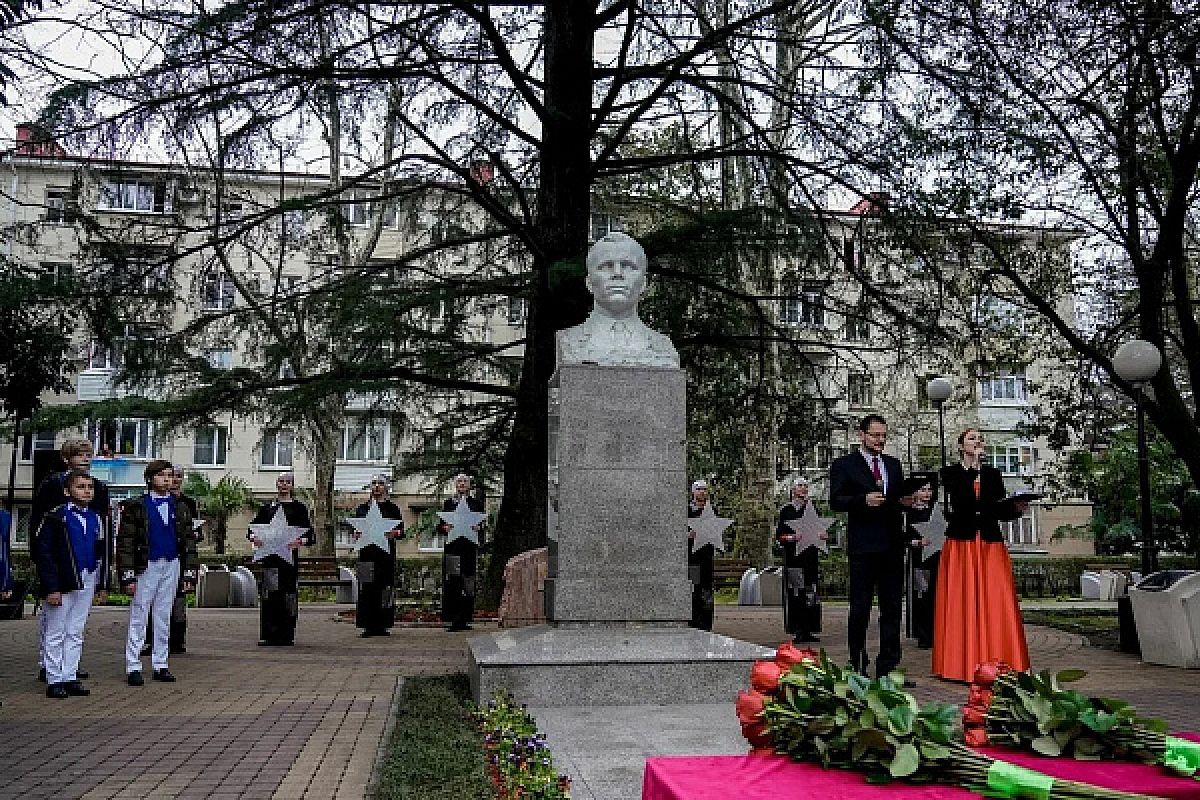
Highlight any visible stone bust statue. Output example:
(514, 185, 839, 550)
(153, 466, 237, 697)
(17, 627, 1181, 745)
(555, 232, 680, 368)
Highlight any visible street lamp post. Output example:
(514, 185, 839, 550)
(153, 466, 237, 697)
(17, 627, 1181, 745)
(1113, 340, 1164, 576)
(925, 377, 953, 467)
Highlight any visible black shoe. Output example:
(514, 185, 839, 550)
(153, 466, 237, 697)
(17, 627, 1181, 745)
(258, 640, 293, 646)
(77, 669, 88, 680)
(916, 642, 932, 650)
(360, 629, 390, 638)
(127, 671, 144, 687)
(903, 679, 917, 688)
(140, 645, 151, 657)
(64, 681, 90, 697)
(794, 634, 820, 643)
(169, 646, 186, 654)
(446, 624, 469, 632)
(46, 683, 69, 699)
(37, 667, 46, 683)
(152, 668, 176, 683)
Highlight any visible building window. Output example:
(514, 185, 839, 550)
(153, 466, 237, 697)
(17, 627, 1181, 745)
(979, 369, 1027, 404)
(590, 212, 625, 242)
(201, 268, 236, 310)
(779, 284, 825, 327)
(260, 429, 294, 468)
(89, 418, 158, 459)
(99, 179, 172, 213)
(1002, 510, 1038, 547)
(339, 417, 387, 462)
(204, 349, 233, 369)
(19, 430, 56, 462)
(984, 443, 1036, 476)
(87, 341, 116, 370)
(814, 444, 835, 470)
(845, 309, 870, 342)
(44, 188, 69, 223)
(847, 372, 873, 408)
(507, 296, 527, 326)
(193, 426, 229, 466)
(39, 261, 74, 287)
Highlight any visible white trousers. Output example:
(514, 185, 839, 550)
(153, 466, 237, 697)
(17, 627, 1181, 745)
(43, 569, 96, 685)
(125, 558, 179, 673)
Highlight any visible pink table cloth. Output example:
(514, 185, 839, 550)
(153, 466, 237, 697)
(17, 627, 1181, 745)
(642, 756, 975, 800)
(643, 733, 1200, 800)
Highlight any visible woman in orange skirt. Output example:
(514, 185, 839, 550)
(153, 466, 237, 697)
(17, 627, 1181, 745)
(932, 428, 1031, 681)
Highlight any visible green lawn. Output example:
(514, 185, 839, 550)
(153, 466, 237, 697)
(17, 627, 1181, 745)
(375, 674, 496, 800)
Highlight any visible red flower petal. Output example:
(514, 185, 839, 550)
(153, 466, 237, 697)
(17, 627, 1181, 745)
(735, 689, 767, 725)
(775, 642, 819, 670)
(750, 660, 783, 694)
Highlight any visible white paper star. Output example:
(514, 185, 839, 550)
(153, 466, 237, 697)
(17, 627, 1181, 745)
(912, 504, 948, 559)
(688, 503, 733, 554)
(249, 507, 309, 563)
(783, 502, 832, 554)
(192, 517, 206, 532)
(438, 498, 487, 546)
(346, 500, 404, 553)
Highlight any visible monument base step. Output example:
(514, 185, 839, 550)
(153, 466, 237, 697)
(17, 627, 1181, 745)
(467, 624, 774, 706)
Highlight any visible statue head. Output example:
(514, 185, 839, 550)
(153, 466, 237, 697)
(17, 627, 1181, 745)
(585, 232, 648, 317)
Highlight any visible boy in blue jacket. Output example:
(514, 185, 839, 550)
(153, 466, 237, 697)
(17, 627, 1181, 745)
(34, 470, 107, 698)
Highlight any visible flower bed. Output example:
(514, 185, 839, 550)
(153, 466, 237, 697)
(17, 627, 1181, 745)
(474, 691, 572, 799)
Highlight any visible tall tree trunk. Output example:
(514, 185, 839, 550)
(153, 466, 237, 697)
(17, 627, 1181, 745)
(482, 1, 595, 606)
(306, 398, 342, 556)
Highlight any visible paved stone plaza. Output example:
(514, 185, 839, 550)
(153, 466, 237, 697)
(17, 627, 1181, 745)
(1, 603, 1198, 799)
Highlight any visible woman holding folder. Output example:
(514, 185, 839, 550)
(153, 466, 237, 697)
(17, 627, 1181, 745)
(933, 428, 1032, 681)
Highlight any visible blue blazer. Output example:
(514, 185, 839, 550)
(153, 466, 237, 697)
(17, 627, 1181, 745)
(33, 505, 105, 596)
(0, 510, 13, 593)
(829, 450, 907, 555)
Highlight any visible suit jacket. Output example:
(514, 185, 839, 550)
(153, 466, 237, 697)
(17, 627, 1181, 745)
(33, 505, 106, 596)
(939, 463, 1020, 542)
(829, 450, 907, 555)
(116, 495, 200, 588)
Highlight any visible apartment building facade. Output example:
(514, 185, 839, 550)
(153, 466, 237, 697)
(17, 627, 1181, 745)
(1, 132, 1092, 557)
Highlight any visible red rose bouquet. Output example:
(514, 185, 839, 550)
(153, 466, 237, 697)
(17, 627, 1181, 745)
(963, 661, 1200, 780)
(739, 645, 1158, 799)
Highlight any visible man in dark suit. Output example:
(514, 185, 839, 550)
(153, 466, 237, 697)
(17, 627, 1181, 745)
(829, 414, 913, 680)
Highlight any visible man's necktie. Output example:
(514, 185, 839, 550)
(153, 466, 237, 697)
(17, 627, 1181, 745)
(871, 457, 883, 484)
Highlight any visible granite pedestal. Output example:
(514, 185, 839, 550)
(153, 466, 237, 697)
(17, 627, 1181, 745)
(469, 364, 772, 706)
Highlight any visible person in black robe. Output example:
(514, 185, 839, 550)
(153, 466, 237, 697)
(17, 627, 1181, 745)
(906, 477, 938, 649)
(438, 473, 485, 632)
(351, 474, 404, 637)
(32, 438, 109, 683)
(776, 477, 824, 643)
(687, 479, 716, 631)
(248, 472, 312, 646)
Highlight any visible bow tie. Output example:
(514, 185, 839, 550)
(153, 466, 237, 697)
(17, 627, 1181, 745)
(152, 496, 171, 506)
(70, 506, 88, 515)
